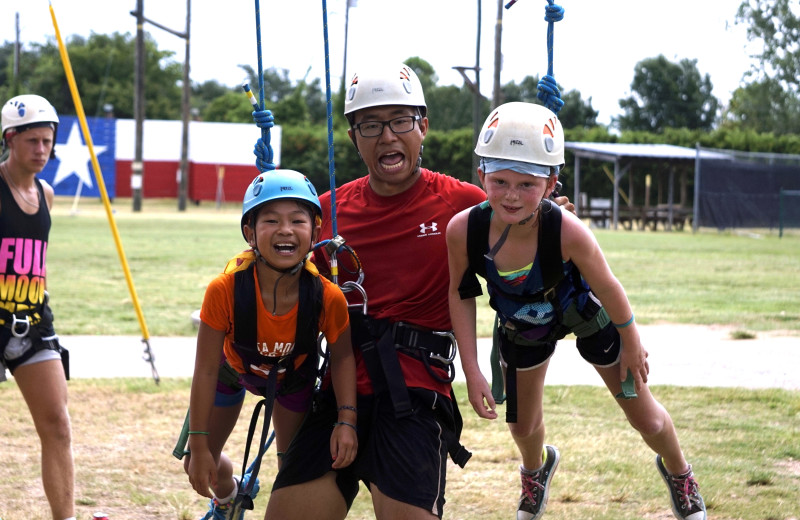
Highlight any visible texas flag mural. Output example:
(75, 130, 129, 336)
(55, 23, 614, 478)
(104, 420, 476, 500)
(37, 115, 117, 198)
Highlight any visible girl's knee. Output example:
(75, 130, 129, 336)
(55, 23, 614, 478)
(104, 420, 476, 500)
(508, 416, 543, 439)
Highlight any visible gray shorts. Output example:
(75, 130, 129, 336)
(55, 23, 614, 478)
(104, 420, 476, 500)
(1, 336, 61, 382)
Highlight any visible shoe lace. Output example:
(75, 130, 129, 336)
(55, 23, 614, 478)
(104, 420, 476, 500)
(521, 471, 546, 505)
(670, 473, 702, 511)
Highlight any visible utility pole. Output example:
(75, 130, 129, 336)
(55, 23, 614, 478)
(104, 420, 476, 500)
(341, 0, 353, 97)
(130, 1, 192, 211)
(178, 0, 191, 211)
(454, 0, 482, 185)
(132, 0, 145, 212)
(492, 0, 504, 110)
(13, 13, 20, 93)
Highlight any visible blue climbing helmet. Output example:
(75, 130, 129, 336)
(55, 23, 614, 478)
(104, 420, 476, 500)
(240, 169, 322, 240)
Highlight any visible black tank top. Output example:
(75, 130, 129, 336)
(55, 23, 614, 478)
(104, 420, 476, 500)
(0, 174, 50, 313)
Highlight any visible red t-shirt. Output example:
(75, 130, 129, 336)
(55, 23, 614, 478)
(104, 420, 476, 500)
(315, 169, 486, 396)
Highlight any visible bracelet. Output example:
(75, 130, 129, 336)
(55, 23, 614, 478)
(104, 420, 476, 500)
(334, 421, 357, 432)
(188, 431, 209, 435)
(613, 314, 635, 329)
(337, 405, 357, 413)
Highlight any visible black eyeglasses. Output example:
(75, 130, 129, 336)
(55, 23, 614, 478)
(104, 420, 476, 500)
(354, 115, 421, 138)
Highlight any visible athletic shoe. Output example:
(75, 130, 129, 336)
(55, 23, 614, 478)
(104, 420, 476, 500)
(200, 473, 260, 520)
(517, 444, 560, 520)
(656, 455, 706, 520)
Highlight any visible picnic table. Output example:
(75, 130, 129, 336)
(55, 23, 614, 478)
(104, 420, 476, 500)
(584, 204, 691, 231)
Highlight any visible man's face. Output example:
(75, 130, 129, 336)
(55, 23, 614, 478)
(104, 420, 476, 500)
(7, 126, 54, 173)
(348, 105, 428, 197)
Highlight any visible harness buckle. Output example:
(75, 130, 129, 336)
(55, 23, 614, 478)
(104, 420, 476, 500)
(11, 314, 30, 338)
(430, 330, 457, 365)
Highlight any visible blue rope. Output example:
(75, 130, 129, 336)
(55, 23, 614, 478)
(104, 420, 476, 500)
(321, 0, 338, 238)
(505, 0, 565, 114)
(538, 0, 564, 113)
(254, 0, 273, 162)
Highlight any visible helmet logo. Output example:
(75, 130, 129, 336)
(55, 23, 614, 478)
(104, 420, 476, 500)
(15, 102, 26, 117)
(280, 186, 294, 192)
(509, 139, 524, 147)
(399, 66, 414, 94)
(347, 74, 359, 101)
(543, 117, 559, 152)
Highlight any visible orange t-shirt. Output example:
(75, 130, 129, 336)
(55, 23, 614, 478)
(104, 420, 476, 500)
(200, 253, 349, 380)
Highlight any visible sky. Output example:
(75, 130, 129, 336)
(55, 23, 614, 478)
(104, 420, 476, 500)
(4, 0, 757, 126)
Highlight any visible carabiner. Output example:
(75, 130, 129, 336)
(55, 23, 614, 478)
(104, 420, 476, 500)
(11, 314, 30, 338)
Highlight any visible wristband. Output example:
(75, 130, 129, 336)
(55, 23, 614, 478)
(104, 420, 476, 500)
(188, 431, 209, 435)
(337, 405, 357, 413)
(613, 314, 635, 329)
(334, 421, 357, 432)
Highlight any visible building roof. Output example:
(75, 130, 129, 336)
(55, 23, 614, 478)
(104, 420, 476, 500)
(565, 142, 734, 163)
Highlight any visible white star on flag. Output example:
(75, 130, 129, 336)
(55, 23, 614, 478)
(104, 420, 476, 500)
(52, 121, 107, 189)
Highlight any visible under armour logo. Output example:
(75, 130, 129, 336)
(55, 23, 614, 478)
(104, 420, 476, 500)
(419, 222, 438, 234)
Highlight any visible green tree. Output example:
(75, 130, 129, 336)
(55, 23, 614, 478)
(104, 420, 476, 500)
(737, 0, 800, 93)
(723, 77, 800, 134)
(1, 32, 182, 120)
(617, 55, 719, 132)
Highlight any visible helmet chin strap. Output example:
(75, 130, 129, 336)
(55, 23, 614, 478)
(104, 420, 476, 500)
(484, 201, 542, 262)
(252, 247, 306, 316)
(414, 145, 424, 172)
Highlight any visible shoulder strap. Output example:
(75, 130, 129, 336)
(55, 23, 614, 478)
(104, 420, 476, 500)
(538, 200, 565, 294)
(457, 202, 492, 300)
(233, 263, 257, 347)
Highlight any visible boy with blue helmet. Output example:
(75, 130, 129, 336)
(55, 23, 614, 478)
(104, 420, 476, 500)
(184, 170, 357, 519)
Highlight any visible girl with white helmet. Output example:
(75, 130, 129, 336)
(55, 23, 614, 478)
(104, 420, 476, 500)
(1, 93, 76, 520)
(185, 170, 357, 519)
(447, 102, 706, 520)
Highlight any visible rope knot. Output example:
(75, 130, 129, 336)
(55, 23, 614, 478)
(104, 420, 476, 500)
(537, 75, 564, 114)
(544, 1, 564, 23)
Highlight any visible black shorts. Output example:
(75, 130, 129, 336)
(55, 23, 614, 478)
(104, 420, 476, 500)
(500, 322, 621, 370)
(273, 387, 451, 518)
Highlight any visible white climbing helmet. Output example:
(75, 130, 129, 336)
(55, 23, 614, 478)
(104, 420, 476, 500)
(474, 102, 564, 174)
(2, 94, 59, 137)
(343, 63, 426, 122)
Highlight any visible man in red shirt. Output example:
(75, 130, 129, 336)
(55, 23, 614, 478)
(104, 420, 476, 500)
(258, 63, 485, 519)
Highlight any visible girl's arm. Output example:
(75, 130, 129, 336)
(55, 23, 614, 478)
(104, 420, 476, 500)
(560, 209, 649, 387)
(328, 324, 358, 469)
(186, 322, 225, 498)
(446, 210, 497, 419)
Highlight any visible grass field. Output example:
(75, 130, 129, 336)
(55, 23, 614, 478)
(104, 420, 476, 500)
(0, 380, 798, 520)
(44, 197, 800, 338)
(2, 197, 799, 519)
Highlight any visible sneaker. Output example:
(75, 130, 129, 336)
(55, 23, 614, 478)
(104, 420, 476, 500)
(200, 473, 261, 520)
(656, 455, 706, 520)
(517, 444, 560, 520)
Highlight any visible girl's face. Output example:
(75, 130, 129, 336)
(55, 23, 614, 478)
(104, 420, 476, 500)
(480, 168, 557, 225)
(245, 199, 318, 269)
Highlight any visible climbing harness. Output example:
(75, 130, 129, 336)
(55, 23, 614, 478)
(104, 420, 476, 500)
(0, 293, 68, 378)
(458, 200, 610, 422)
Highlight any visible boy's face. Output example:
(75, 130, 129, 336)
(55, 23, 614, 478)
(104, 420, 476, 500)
(244, 199, 319, 269)
(7, 126, 54, 173)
